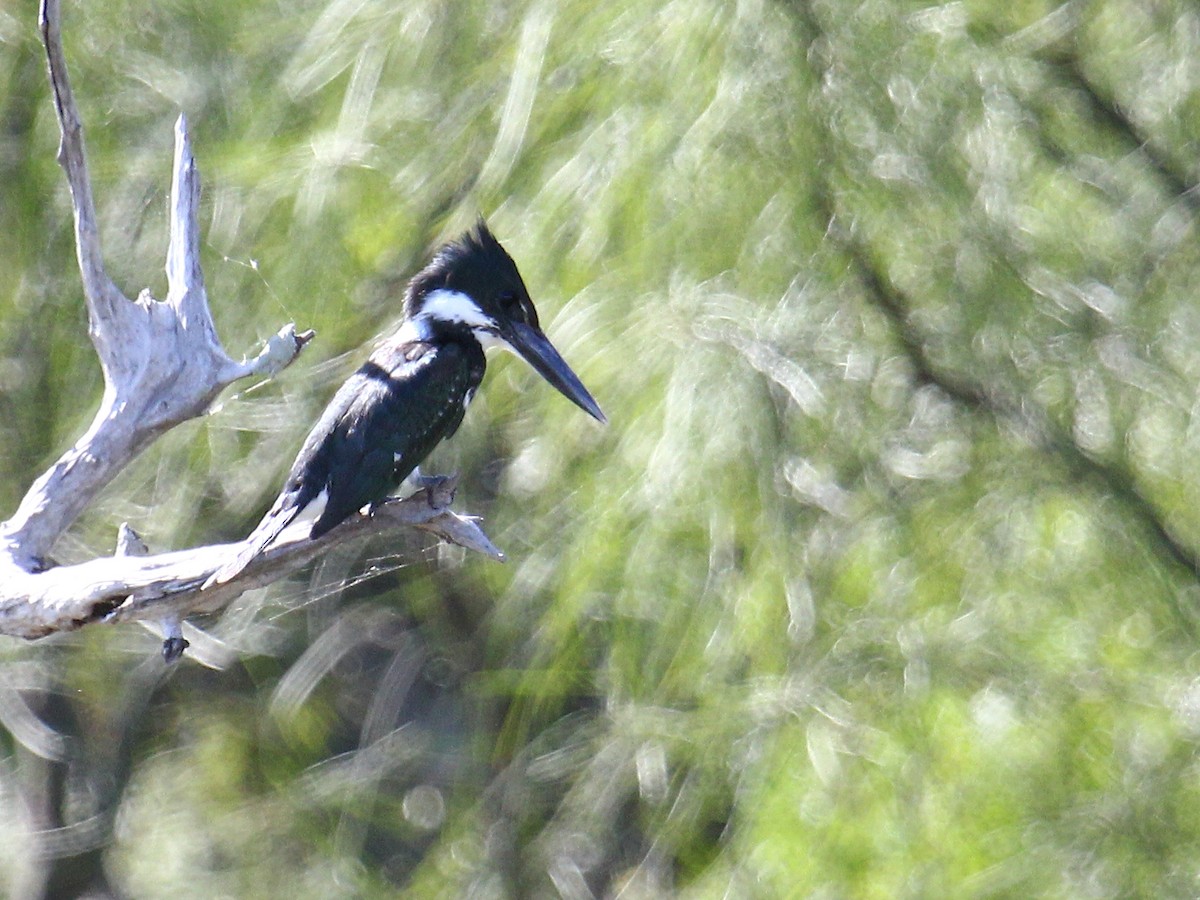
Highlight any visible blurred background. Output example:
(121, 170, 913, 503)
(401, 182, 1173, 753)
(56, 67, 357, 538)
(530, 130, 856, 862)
(2, 0, 1200, 896)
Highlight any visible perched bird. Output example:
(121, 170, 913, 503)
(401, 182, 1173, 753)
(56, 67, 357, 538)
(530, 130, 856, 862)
(205, 220, 604, 587)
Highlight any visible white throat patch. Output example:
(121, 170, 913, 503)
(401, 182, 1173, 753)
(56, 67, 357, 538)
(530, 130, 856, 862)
(417, 289, 515, 355)
(420, 289, 493, 329)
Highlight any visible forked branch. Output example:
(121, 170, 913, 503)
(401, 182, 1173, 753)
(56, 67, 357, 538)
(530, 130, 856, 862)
(0, 0, 502, 648)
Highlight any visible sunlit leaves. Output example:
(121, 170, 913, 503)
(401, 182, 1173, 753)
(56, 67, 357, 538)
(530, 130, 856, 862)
(6, 0, 1200, 895)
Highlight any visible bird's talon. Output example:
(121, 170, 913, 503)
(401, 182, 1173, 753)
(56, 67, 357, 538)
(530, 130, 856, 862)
(414, 473, 456, 510)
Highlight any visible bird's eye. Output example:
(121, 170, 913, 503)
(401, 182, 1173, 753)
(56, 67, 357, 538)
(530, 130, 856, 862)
(498, 290, 520, 311)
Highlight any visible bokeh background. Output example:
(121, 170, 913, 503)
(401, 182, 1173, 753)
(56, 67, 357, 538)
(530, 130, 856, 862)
(3, 0, 1200, 896)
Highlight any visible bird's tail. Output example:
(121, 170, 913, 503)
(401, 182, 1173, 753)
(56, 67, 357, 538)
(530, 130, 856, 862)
(203, 501, 298, 589)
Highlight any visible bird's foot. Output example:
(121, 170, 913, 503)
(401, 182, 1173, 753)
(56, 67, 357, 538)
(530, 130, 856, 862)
(412, 472, 458, 510)
(162, 635, 190, 664)
(161, 616, 189, 663)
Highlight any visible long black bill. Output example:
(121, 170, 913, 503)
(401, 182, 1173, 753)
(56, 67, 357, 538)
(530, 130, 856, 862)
(508, 322, 607, 423)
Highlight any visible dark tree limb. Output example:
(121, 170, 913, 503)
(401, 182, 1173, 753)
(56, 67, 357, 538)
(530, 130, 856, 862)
(789, 0, 1200, 606)
(1037, 48, 1200, 212)
(828, 205, 1200, 582)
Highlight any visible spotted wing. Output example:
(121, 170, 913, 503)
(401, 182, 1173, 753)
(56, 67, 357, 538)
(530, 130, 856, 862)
(305, 339, 481, 538)
(205, 338, 481, 588)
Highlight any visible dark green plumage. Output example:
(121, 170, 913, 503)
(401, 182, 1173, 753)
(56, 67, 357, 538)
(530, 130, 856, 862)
(303, 340, 482, 538)
(205, 220, 604, 589)
(406, 220, 540, 327)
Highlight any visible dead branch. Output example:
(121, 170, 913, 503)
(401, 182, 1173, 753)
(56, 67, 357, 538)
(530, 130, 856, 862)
(0, 0, 503, 647)
(0, 487, 503, 640)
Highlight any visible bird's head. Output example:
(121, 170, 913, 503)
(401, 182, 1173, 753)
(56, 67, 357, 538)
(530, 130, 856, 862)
(406, 220, 606, 423)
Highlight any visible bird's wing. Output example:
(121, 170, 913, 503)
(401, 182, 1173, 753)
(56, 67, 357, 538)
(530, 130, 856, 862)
(307, 339, 478, 538)
(205, 339, 479, 588)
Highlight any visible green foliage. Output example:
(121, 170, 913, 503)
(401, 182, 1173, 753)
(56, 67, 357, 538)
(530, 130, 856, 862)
(4, 0, 1200, 896)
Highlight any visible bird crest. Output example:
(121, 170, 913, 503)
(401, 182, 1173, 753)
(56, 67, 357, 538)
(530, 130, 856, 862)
(405, 218, 528, 318)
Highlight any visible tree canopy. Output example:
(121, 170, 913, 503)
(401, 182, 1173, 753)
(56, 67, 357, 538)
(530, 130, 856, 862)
(3, 0, 1200, 896)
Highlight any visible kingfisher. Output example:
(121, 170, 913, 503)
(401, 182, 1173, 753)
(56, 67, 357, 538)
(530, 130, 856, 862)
(205, 220, 604, 588)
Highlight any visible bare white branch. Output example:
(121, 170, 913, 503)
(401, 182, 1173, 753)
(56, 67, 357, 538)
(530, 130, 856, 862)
(166, 114, 207, 325)
(0, 0, 502, 649)
(1, 0, 310, 568)
(0, 488, 504, 641)
(37, 0, 122, 351)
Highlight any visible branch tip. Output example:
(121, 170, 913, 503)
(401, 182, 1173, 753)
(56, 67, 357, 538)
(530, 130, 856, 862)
(241, 324, 314, 379)
(115, 524, 149, 558)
